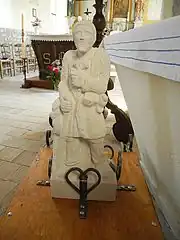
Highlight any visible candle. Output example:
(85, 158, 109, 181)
(21, 13, 24, 35)
(21, 13, 26, 58)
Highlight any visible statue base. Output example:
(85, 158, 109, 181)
(51, 163, 117, 201)
(50, 136, 117, 201)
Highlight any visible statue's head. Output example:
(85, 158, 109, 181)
(73, 20, 96, 54)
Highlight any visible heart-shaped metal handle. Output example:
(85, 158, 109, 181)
(65, 167, 84, 194)
(83, 168, 101, 194)
(65, 167, 101, 195)
(65, 167, 101, 220)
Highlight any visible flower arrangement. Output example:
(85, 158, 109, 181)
(47, 60, 61, 90)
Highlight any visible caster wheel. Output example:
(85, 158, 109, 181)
(49, 116, 53, 128)
(116, 150, 123, 181)
(104, 145, 114, 159)
(48, 157, 52, 179)
(46, 130, 52, 147)
(123, 144, 127, 152)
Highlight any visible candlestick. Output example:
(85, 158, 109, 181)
(22, 58, 27, 82)
(21, 57, 30, 89)
(21, 13, 29, 89)
(22, 42, 26, 58)
(21, 13, 26, 58)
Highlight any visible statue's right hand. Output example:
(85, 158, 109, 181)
(60, 97, 72, 113)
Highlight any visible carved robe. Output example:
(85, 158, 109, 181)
(58, 47, 110, 140)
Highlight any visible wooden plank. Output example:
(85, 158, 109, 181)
(0, 148, 164, 240)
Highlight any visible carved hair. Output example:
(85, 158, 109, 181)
(73, 20, 96, 43)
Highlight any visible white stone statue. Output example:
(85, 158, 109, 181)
(50, 20, 117, 201)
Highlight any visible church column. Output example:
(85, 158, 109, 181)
(109, 0, 114, 25)
(161, 0, 173, 19)
(128, 0, 133, 22)
(172, 0, 180, 16)
(161, 0, 180, 19)
(143, 0, 163, 25)
(74, 0, 83, 17)
(78, 0, 83, 16)
(127, 0, 136, 29)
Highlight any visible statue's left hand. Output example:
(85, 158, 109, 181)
(71, 68, 84, 88)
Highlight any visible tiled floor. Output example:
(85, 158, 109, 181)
(0, 72, 58, 215)
(0, 68, 127, 215)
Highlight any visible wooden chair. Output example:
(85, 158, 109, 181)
(26, 44, 37, 73)
(0, 44, 13, 79)
(12, 43, 24, 74)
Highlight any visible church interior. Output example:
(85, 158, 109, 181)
(0, 0, 180, 239)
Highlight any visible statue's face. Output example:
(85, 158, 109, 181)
(74, 26, 95, 53)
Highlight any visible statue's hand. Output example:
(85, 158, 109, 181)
(71, 68, 84, 88)
(83, 98, 94, 106)
(60, 97, 72, 113)
(83, 92, 98, 107)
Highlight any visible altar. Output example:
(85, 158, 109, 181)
(104, 15, 180, 239)
(25, 34, 75, 89)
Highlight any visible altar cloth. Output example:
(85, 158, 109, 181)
(104, 16, 180, 83)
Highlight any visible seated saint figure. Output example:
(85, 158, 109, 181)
(51, 20, 116, 200)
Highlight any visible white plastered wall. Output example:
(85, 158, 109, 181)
(104, 15, 180, 239)
(0, 0, 68, 33)
(115, 65, 180, 238)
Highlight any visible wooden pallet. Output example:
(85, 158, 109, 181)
(0, 148, 164, 240)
